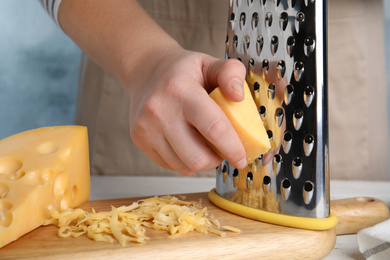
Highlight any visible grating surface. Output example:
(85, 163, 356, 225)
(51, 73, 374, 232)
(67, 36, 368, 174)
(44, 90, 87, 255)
(215, 0, 329, 218)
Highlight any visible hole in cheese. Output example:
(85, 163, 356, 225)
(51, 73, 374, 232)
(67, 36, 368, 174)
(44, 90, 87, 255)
(0, 158, 23, 175)
(54, 171, 68, 201)
(0, 182, 9, 198)
(8, 171, 25, 181)
(209, 81, 271, 164)
(0, 201, 13, 228)
(36, 142, 59, 155)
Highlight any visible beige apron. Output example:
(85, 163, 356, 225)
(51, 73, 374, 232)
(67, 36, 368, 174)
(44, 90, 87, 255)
(74, 0, 389, 180)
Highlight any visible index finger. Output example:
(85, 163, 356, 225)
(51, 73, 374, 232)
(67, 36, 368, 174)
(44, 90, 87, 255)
(183, 88, 247, 169)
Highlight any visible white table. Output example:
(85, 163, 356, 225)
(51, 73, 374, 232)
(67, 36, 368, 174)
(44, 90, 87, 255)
(90, 176, 390, 259)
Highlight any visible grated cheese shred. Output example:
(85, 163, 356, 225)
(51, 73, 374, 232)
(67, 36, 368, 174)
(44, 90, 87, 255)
(44, 195, 240, 246)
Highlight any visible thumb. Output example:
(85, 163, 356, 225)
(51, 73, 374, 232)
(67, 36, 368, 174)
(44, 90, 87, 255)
(203, 58, 247, 102)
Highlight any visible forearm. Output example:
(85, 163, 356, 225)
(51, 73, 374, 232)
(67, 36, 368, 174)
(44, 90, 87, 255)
(57, 0, 181, 87)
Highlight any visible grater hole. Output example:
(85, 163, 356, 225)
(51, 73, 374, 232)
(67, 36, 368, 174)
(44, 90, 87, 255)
(267, 130, 273, 141)
(304, 181, 313, 192)
(246, 172, 253, 191)
(248, 58, 255, 68)
(284, 131, 292, 142)
(253, 82, 260, 91)
(256, 35, 264, 56)
(304, 37, 315, 57)
(253, 155, 263, 171)
(240, 12, 246, 28)
(225, 37, 229, 56)
(284, 84, 294, 105)
(233, 35, 238, 50)
(293, 157, 302, 166)
(248, 58, 255, 76)
(243, 35, 250, 54)
(230, 12, 235, 22)
(282, 179, 291, 189)
(262, 59, 269, 73)
(277, 60, 286, 79)
(293, 110, 304, 130)
(268, 83, 276, 99)
(304, 86, 315, 107)
(263, 175, 271, 192)
(265, 12, 273, 27)
(283, 131, 292, 154)
(292, 157, 303, 179)
(303, 134, 314, 156)
(263, 175, 271, 185)
(296, 12, 305, 23)
(275, 107, 284, 127)
(280, 12, 288, 31)
(295, 12, 305, 33)
(271, 36, 279, 55)
(222, 164, 228, 173)
(304, 85, 314, 95)
(304, 135, 314, 144)
(232, 168, 239, 188)
(281, 178, 291, 200)
(294, 61, 304, 82)
(276, 0, 281, 7)
(252, 12, 259, 29)
(259, 105, 266, 119)
(272, 154, 282, 175)
(287, 36, 295, 56)
(294, 109, 304, 119)
(222, 162, 228, 183)
(303, 181, 314, 204)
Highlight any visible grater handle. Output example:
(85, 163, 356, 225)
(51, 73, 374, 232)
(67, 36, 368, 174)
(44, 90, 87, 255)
(331, 197, 390, 235)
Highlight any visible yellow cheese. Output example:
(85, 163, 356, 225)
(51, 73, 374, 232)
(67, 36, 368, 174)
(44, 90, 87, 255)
(209, 81, 271, 164)
(44, 195, 238, 246)
(0, 125, 90, 248)
(246, 75, 284, 152)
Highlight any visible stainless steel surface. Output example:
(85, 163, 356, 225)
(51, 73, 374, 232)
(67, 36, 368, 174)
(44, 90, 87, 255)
(216, 0, 329, 218)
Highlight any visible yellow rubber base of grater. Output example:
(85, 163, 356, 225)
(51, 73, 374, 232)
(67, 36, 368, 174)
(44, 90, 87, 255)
(209, 188, 338, 231)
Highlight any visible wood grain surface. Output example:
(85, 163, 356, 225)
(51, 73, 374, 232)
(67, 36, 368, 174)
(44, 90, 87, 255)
(0, 192, 337, 260)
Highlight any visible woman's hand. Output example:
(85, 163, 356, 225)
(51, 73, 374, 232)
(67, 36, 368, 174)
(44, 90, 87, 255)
(58, 0, 248, 176)
(127, 48, 248, 176)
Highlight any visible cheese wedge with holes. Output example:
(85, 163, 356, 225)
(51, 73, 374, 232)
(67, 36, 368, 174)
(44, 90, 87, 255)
(209, 81, 271, 164)
(0, 125, 90, 248)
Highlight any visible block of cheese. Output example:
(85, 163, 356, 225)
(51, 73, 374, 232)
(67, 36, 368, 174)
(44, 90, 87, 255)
(0, 125, 90, 248)
(209, 81, 271, 164)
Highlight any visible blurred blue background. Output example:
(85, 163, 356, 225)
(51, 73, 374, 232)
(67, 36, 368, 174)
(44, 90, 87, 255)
(0, 1, 81, 139)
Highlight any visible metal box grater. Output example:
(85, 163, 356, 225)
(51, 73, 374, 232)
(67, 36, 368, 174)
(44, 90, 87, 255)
(210, 0, 333, 227)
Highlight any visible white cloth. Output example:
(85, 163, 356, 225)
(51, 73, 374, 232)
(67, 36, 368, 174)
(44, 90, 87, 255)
(357, 219, 390, 260)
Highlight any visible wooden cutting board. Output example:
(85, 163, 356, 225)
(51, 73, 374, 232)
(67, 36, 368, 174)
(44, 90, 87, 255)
(0, 192, 339, 260)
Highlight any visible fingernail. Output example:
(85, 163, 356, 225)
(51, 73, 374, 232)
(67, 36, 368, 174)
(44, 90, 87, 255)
(231, 78, 244, 99)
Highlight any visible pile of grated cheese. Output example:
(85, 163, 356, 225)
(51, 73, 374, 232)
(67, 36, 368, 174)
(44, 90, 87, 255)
(44, 195, 240, 246)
